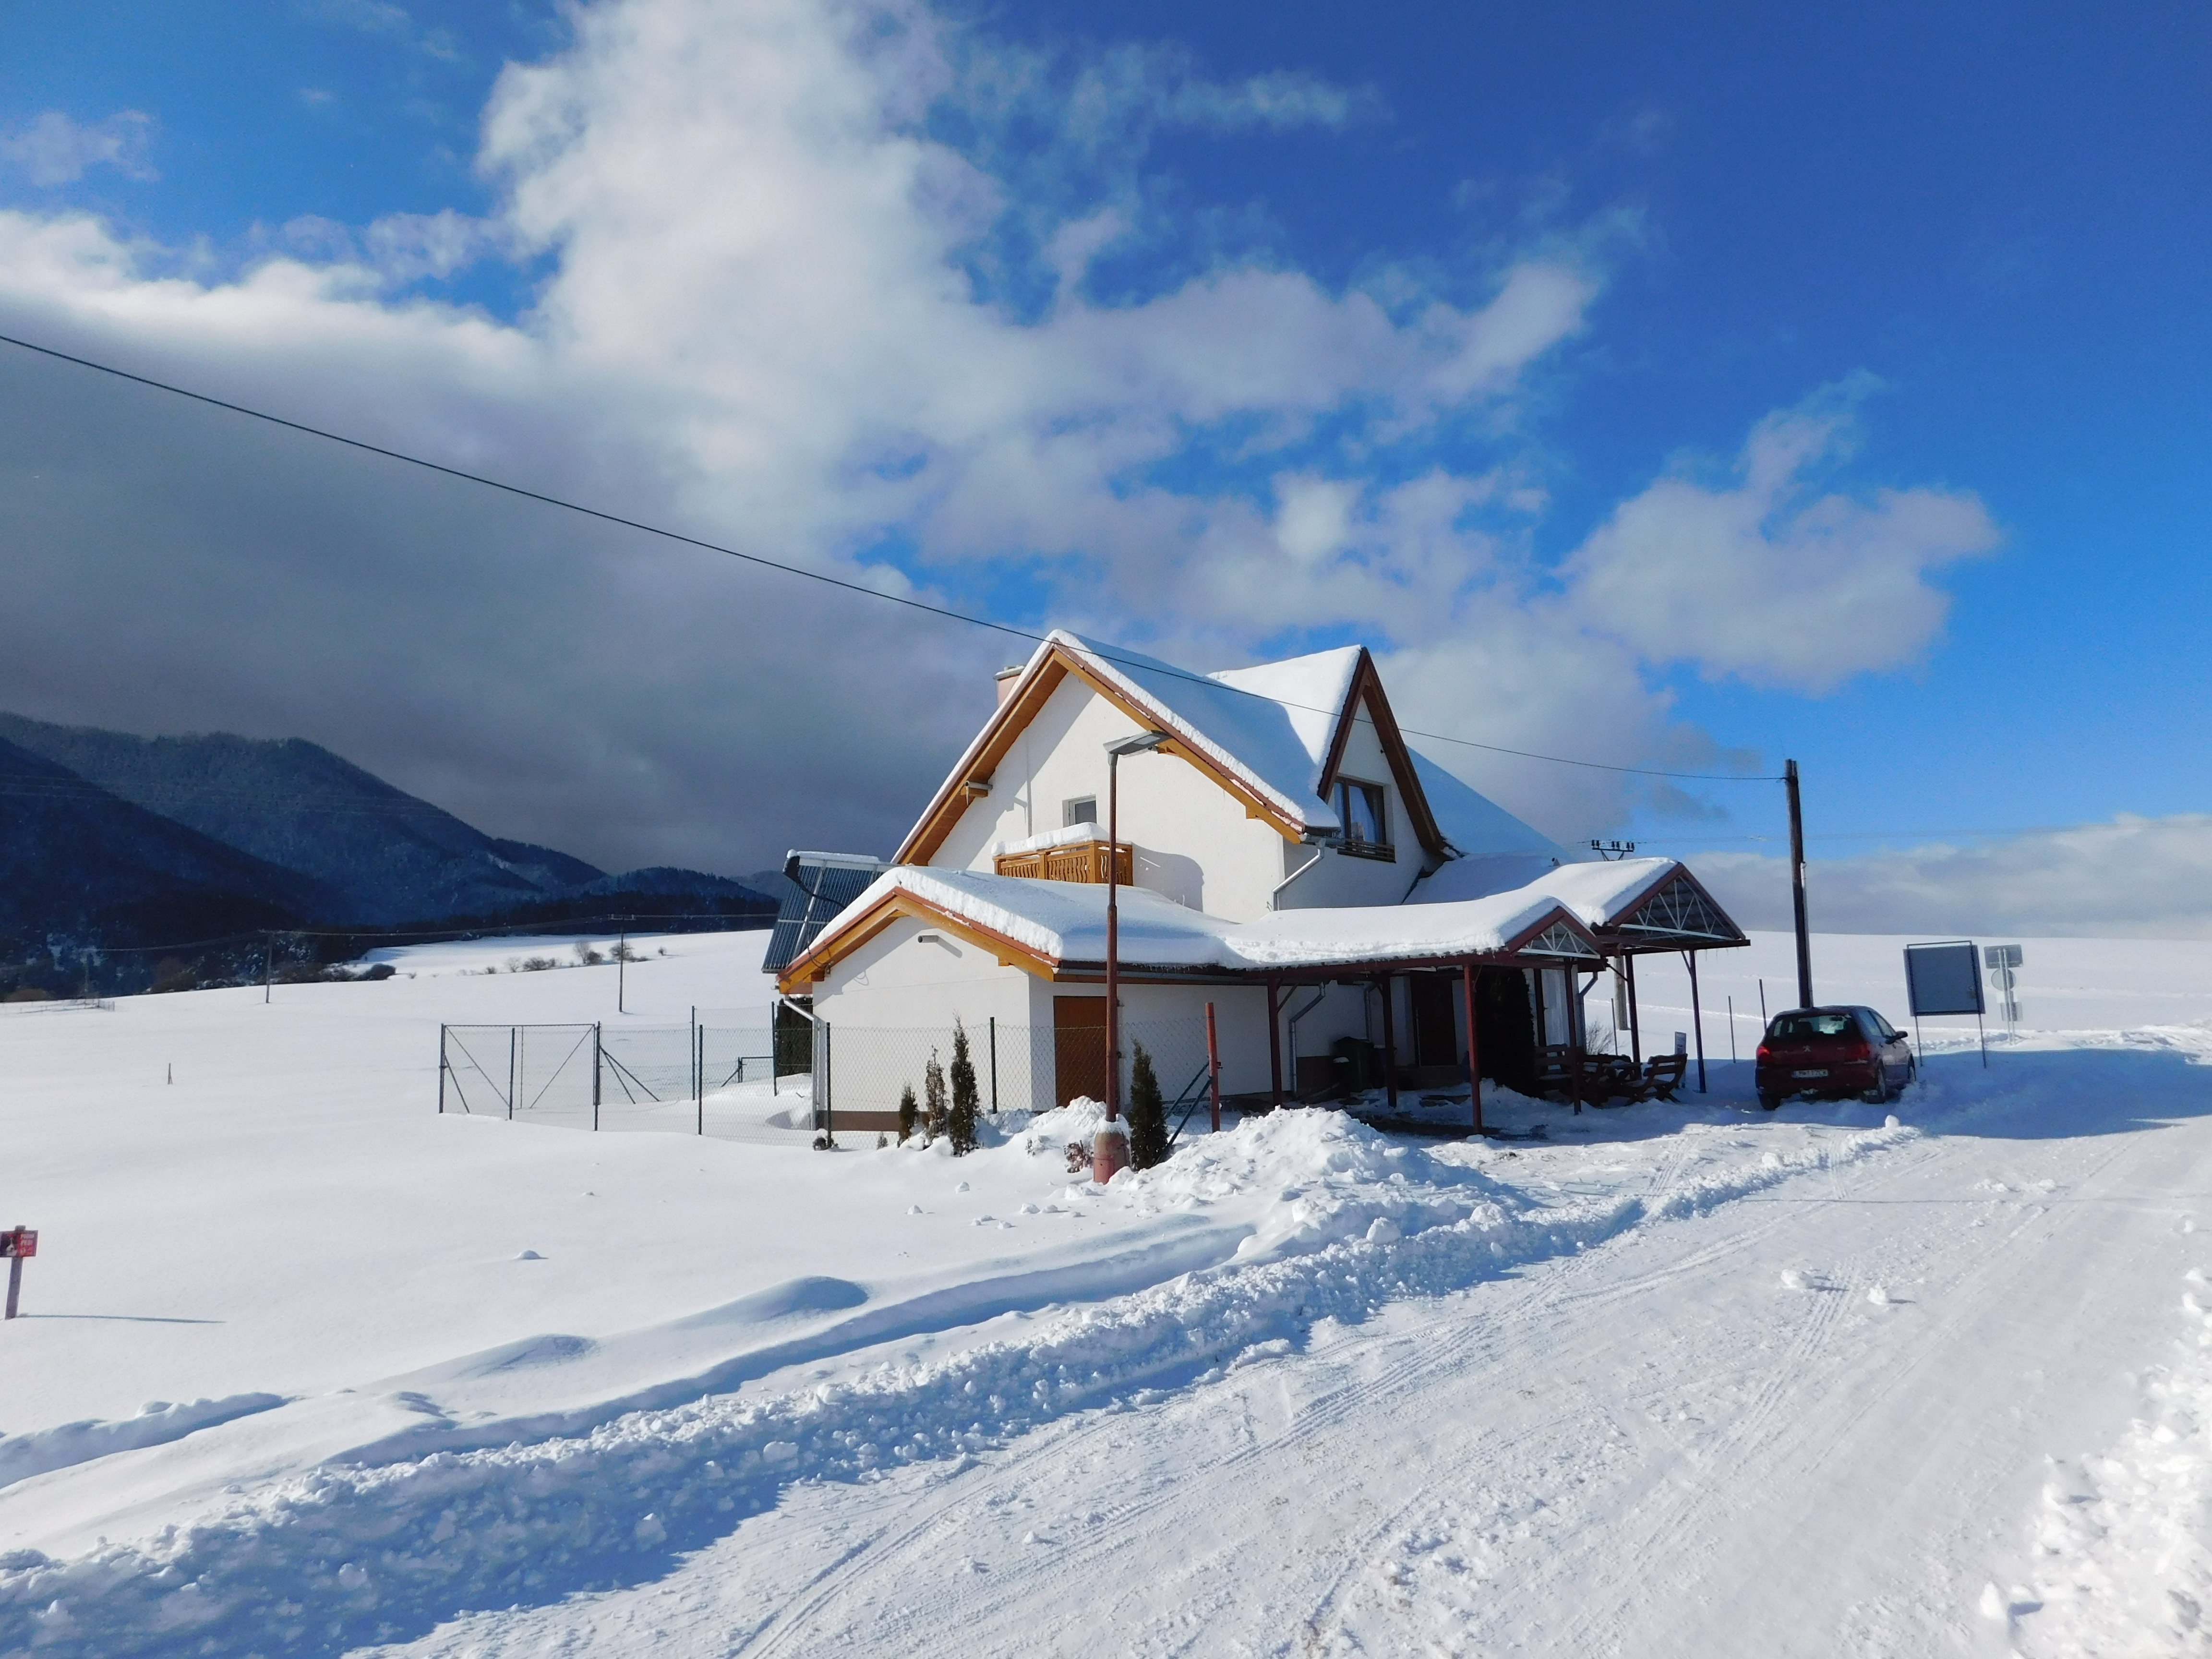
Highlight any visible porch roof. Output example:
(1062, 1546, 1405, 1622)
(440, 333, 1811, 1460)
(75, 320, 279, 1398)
(776, 865, 1603, 994)
(1410, 854, 1749, 953)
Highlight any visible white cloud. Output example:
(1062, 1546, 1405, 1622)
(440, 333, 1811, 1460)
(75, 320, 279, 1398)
(1565, 384, 2000, 693)
(1693, 817, 2212, 939)
(0, 111, 157, 188)
(0, 0, 2006, 882)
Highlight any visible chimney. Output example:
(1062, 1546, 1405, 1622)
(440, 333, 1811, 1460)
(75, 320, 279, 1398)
(995, 665, 1024, 707)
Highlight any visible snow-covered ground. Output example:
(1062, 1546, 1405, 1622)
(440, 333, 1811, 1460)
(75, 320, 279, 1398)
(2, 927, 2210, 1656)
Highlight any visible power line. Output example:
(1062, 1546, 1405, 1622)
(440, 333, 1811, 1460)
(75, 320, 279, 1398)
(1637, 823, 2128, 846)
(0, 328, 1774, 787)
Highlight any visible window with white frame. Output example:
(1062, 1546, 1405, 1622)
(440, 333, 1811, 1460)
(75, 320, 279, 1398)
(1064, 796, 1098, 828)
(1335, 778, 1391, 857)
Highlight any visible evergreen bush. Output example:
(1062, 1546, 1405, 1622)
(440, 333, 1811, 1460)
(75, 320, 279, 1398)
(924, 1048, 948, 1141)
(1128, 1040, 1169, 1170)
(897, 1082, 918, 1143)
(948, 1021, 980, 1155)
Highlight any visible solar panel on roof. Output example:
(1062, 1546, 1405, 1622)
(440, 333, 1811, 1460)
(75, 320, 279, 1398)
(761, 854, 886, 973)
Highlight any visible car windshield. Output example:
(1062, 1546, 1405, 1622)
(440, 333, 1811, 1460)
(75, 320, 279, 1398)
(1771, 1012, 1857, 1040)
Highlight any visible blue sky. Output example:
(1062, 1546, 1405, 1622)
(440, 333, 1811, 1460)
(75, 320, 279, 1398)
(0, 0, 2206, 927)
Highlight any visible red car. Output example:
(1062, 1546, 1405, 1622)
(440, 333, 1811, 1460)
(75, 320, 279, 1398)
(1755, 1006, 1915, 1109)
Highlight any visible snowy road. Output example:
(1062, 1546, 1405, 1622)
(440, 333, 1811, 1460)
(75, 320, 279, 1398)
(368, 1049, 2212, 1659)
(6, 932, 2212, 1656)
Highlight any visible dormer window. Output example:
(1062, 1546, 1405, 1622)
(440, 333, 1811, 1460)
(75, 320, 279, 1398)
(1335, 778, 1392, 859)
(1064, 796, 1098, 828)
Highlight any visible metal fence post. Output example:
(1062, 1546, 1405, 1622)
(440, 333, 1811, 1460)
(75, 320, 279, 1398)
(437, 1024, 447, 1114)
(696, 1021, 704, 1136)
(989, 1015, 998, 1116)
(507, 1026, 517, 1120)
(592, 1022, 602, 1131)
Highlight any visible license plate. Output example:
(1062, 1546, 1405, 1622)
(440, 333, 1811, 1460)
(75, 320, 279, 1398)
(1791, 1068, 1829, 1079)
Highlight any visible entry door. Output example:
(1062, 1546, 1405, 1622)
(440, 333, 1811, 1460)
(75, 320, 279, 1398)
(1409, 974, 1458, 1067)
(1054, 996, 1108, 1107)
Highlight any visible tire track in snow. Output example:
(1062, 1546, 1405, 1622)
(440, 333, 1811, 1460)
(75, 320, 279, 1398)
(0, 1116, 1922, 1659)
(733, 1135, 1936, 1659)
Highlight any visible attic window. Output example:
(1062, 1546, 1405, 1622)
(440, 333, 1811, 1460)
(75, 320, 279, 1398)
(1064, 796, 1098, 828)
(1335, 778, 1393, 860)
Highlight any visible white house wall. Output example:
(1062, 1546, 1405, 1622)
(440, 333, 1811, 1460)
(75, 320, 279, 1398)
(931, 673, 1296, 922)
(1272, 698, 1432, 912)
(807, 916, 1035, 1118)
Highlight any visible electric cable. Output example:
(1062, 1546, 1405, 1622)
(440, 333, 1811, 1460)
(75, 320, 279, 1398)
(0, 327, 1775, 785)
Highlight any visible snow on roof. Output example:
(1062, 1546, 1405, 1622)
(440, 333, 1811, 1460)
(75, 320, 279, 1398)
(1404, 748, 1570, 862)
(1227, 885, 1589, 968)
(1407, 852, 1569, 906)
(806, 864, 1595, 975)
(1205, 645, 1364, 801)
(1412, 855, 1686, 928)
(842, 866, 1237, 969)
(1531, 857, 1683, 924)
(1052, 631, 1345, 833)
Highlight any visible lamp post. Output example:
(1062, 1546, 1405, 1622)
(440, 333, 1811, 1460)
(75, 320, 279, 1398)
(1103, 730, 1171, 1124)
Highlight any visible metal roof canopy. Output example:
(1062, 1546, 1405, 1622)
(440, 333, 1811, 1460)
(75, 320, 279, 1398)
(1593, 866, 1749, 954)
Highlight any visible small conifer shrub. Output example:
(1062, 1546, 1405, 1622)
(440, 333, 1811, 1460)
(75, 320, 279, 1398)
(924, 1048, 948, 1141)
(948, 1021, 980, 1155)
(1127, 1040, 1169, 1170)
(897, 1082, 918, 1143)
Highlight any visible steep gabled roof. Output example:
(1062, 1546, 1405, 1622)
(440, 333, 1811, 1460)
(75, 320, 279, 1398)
(896, 631, 1506, 867)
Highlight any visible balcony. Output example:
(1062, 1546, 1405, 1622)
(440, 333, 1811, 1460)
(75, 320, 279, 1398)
(993, 836, 1133, 885)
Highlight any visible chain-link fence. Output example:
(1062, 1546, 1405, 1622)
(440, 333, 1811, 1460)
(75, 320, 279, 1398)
(437, 1013, 1224, 1142)
(437, 1016, 805, 1143)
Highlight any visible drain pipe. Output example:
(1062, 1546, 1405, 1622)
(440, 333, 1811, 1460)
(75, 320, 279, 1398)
(1268, 842, 1328, 911)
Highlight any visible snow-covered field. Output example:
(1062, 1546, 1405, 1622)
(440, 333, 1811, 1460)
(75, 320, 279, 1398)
(3, 926, 2211, 1656)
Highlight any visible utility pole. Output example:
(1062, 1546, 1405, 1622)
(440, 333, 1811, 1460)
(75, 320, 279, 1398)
(264, 932, 274, 1004)
(617, 922, 627, 1014)
(1785, 759, 1813, 1010)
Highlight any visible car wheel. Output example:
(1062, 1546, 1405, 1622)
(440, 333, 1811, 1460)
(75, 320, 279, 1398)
(1863, 1069, 1892, 1105)
(1758, 1091, 1781, 1111)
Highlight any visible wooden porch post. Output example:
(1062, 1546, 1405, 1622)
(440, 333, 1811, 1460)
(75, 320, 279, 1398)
(1461, 961, 1482, 1136)
(1378, 975, 1399, 1116)
(1266, 977, 1283, 1109)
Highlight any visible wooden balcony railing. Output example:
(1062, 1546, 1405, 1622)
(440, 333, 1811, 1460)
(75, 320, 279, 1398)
(993, 837, 1133, 885)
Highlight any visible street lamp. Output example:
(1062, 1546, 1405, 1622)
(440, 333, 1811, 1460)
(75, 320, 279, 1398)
(1102, 729, 1171, 1125)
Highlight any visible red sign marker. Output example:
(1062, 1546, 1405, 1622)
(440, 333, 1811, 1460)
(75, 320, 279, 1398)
(3, 1227, 35, 1320)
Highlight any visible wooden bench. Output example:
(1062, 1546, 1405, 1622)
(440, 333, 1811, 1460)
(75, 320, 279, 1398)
(1639, 1052, 1689, 1102)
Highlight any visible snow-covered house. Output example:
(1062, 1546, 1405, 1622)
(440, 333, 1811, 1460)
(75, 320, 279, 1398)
(768, 631, 1745, 1126)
